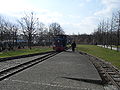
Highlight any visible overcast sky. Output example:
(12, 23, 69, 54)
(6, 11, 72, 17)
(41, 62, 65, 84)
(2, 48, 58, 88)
(0, 0, 120, 34)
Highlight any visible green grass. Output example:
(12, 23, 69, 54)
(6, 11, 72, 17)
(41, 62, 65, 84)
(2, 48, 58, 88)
(77, 45, 120, 69)
(0, 47, 52, 58)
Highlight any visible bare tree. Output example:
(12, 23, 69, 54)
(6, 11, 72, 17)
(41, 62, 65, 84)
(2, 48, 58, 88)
(96, 20, 106, 46)
(109, 13, 116, 50)
(18, 12, 39, 49)
(0, 15, 4, 42)
(93, 10, 120, 52)
(49, 22, 64, 36)
(111, 11, 120, 51)
(104, 19, 110, 48)
(36, 22, 46, 46)
(116, 11, 120, 52)
(0, 16, 18, 50)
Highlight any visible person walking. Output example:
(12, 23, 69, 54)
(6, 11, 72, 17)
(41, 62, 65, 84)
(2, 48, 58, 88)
(71, 41, 76, 52)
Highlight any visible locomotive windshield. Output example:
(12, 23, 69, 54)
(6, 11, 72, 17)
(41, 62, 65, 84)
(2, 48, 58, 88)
(54, 35, 67, 47)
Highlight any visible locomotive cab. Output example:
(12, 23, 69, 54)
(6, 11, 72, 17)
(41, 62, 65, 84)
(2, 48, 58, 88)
(53, 35, 67, 52)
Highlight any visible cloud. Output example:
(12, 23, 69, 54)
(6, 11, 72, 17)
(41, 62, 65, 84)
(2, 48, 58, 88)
(101, 0, 120, 5)
(61, 16, 98, 34)
(0, 0, 31, 12)
(2, 0, 119, 34)
(68, 15, 81, 19)
(79, 3, 85, 7)
(73, 16, 98, 34)
(94, 0, 120, 17)
(35, 10, 63, 24)
(0, 0, 63, 24)
(85, 0, 91, 2)
(94, 7, 113, 17)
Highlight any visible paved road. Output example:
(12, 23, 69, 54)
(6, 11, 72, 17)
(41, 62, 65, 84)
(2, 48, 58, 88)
(0, 50, 104, 90)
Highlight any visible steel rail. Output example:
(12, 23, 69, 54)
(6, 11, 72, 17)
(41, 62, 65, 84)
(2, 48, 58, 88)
(89, 56, 120, 89)
(79, 51, 120, 89)
(0, 52, 58, 81)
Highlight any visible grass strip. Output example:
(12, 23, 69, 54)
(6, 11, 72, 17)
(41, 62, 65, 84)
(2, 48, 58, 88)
(77, 45, 120, 69)
(0, 47, 52, 58)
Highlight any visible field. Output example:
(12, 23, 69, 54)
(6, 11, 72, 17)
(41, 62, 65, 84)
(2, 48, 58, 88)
(0, 47, 53, 58)
(77, 45, 120, 69)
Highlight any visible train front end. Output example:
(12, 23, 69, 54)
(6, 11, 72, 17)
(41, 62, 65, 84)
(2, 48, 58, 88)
(53, 35, 67, 52)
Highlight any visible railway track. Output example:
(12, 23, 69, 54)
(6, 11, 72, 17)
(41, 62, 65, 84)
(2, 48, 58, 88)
(0, 51, 54, 62)
(79, 51, 120, 90)
(0, 51, 58, 81)
(0, 51, 54, 73)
